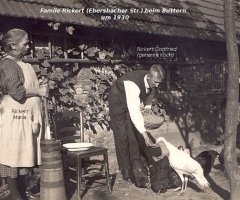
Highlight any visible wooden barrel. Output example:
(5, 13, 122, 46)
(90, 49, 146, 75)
(40, 168, 66, 200)
(41, 154, 63, 169)
(40, 139, 66, 200)
(40, 139, 60, 157)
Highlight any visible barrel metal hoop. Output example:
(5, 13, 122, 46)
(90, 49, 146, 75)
(40, 168, 63, 172)
(40, 180, 65, 188)
(42, 155, 62, 162)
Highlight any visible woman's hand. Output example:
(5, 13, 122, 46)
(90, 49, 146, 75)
(32, 122, 40, 135)
(37, 84, 49, 98)
(25, 85, 48, 98)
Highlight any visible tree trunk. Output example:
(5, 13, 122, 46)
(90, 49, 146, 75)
(223, 0, 240, 199)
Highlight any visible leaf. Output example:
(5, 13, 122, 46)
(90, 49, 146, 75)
(99, 74, 108, 81)
(61, 82, 67, 87)
(32, 65, 40, 72)
(103, 49, 114, 58)
(53, 23, 60, 30)
(75, 107, 82, 111)
(63, 70, 69, 77)
(104, 120, 110, 126)
(79, 44, 87, 50)
(35, 51, 46, 60)
(67, 48, 74, 53)
(73, 64, 79, 72)
(40, 68, 48, 77)
(42, 48, 49, 54)
(59, 88, 68, 95)
(106, 66, 112, 71)
(48, 80, 55, 89)
(102, 109, 109, 115)
(84, 47, 99, 57)
(75, 101, 87, 107)
(56, 48, 63, 55)
(47, 72, 55, 79)
(60, 95, 70, 103)
(57, 76, 62, 82)
(85, 107, 93, 114)
(41, 59, 51, 68)
(99, 84, 107, 92)
(98, 52, 105, 59)
(72, 51, 80, 55)
(66, 26, 75, 35)
(55, 68, 63, 73)
(48, 22, 53, 27)
(85, 115, 91, 120)
(96, 79, 101, 84)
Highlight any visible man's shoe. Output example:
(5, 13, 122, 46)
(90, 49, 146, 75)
(121, 170, 130, 181)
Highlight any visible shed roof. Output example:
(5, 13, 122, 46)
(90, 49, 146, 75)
(0, 0, 239, 42)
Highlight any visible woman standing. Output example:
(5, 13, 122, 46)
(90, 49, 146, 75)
(0, 29, 48, 200)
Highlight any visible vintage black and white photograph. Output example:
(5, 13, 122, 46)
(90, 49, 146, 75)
(0, 0, 240, 200)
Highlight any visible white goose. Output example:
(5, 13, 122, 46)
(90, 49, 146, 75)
(155, 137, 210, 194)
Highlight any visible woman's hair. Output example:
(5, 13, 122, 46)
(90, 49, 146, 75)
(1, 29, 28, 53)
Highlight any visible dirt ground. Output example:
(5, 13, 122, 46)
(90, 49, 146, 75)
(74, 163, 230, 200)
(0, 151, 233, 200)
(0, 124, 236, 200)
(76, 131, 232, 200)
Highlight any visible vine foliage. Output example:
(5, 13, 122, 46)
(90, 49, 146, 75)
(34, 43, 138, 133)
(0, 30, 165, 134)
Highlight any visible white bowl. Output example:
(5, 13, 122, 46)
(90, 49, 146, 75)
(67, 147, 92, 151)
(63, 143, 93, 149)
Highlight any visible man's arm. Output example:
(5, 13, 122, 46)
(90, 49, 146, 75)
(124, 81, 146, 134)
(124, 81, 154, 146)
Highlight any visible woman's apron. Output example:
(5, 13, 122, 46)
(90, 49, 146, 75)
(0, 56, 43, 167)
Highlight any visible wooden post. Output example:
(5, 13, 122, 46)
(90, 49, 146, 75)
(80, 110, 84, 142)
(29, 34, 34, 58)
(166, 64, 170, 91)
(63, 37, 68, 59)
(41, 76, 51, 139)
(48, 36, 52, 58)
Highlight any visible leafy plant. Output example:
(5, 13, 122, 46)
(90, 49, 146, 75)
(40, 46, 166, 133)
(0, 29, 165, 133)
(81, 65, 116, 131)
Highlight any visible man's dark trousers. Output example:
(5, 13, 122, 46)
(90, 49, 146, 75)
(108, 83, 140, 170)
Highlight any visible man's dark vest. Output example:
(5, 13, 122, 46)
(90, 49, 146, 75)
(113, 70, 152, 105)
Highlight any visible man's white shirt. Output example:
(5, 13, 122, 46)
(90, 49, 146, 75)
(123, 75, 151, 134)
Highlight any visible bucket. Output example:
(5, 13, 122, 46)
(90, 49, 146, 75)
(40, 139, 66, 200)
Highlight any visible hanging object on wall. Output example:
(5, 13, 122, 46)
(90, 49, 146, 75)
(47, 22, 60, 30)
(66, 26, 75, 35)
